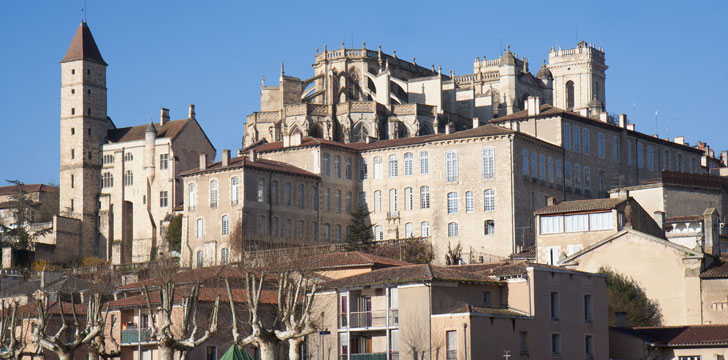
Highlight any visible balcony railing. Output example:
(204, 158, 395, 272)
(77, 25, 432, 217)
(340, 309, 398, 329)
(121, 328, 153, 344)
(352, 353, 387, 360)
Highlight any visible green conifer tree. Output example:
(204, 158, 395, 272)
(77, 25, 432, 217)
(345, 202, 372, 252)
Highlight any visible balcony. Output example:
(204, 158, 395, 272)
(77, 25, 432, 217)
(386, 210, 399, 220)
(340, 309, 398, 329)
(121, 328, 153, 344)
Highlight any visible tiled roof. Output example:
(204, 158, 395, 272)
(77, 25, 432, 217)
(250, 137, 358, 153)
(449, 304, 529, 317)
(644, 171, 728, 190)
(534, 198, 626, 215)
(61, 22, 107, 66)
(666, 215, 704, 222)
(453, 260, 589, 278)
(179, 156, 319, 178)
(0, 184, 58, 196)
(107, 119, 190, 143)
(322, 263, 502, 289)
(614, 325, 728, 346)
(109, 287, 278, 309)
(701, 254, 728, 278)
(4, 274, 113, 297)
(311, 251, 409, 269)
(17, 301, 87, 317)
(118, 265, 245, 290)
(511, 246, 536, 260)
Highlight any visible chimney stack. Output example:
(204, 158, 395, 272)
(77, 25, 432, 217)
(579, 108, 590, 118)
(626, 123, 635, 131)
(472, 117, 480, 128)
(445, 123, 451, 135)
(618, 114, 627, 128)
(547, 196, 557, 206)
(599, 112, 609, 123)
(250, 150, 258, 162)
(199, 153, 207, 170)
(188, 104, 196, 118)
(674, 136, 685, 145)
(527, 97, 541, 116)
(721, 151, 728, 167)
(704, 208, 720, 256)
(222, 149, 231, 167)
(160, 108, 170, 126)
(653, 211, 665, 230)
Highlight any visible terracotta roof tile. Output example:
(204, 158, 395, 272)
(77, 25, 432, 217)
(107, 119, 190, 143)
(118, 266, 245, 290)
(323, 263, 502, 289)
(311, 251, 409, 269)
(250, 137, 358, 153)
(618, 325, 728, 346)
(179, 156, 319, 178)
(17, 301, 87, 317)
(61, 22, 107, 66)
(0, 184, 58, 196)
(665, 215, 704, 222)
(109, 287, 278, 308)
(701, 254, 728, 278)
(534, 198, 626, 215)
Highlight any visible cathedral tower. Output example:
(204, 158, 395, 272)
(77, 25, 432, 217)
(59, 22, 111, 257)
(547, 41, 607, 112)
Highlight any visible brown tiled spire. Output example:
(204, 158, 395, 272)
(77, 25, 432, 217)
(60, 22, 107, 66)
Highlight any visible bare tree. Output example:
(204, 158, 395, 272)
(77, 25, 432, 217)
(33, 294, 102, 360)
(85, 293, 120, 360)
(143, 281, 220, 360)
(0, 300, 33, 360)
(445, 242, 463, 265)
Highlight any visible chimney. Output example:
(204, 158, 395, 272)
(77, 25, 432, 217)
(721, 151, 728, 167)
(653, 211, 665, 230)
(188, 104, 196, 118)
(250, 150, 258, 162)
(472, 117, 480, 128)
(674, 136, 685, 145)
(599, 112, 608, 123)
(704, 208, 720, 256)
(160, 107, 170, 126)
(222, 149, 230, 167)
(618, 114, 627, 128)
(527, 97, 541, 116)
(579, 108, 590, 118)
(445, 123, 452, 135)
(547, 196, 557, 206)
(626, 123, 635, 131)
(199, 153, 207, 170)
(614, 188, 630, 199)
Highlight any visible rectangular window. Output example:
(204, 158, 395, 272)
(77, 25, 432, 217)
(374, 191, 382, 213)
(519, 331, 528, 355)
(446, 151, 458, 182)
(322, 154, 330, 176)
(312, 187, 319, 211)
(285, 183, 292, 206)
(539, 155, 546, 182)
(465, 191, 474, 213)
(584, 167, 591, 194)
(298, 184, 305, 209)
(584, 295, 593, 322)
(405, 188, 413, 211)
(574, 164, 582, 193)
(482, 147, 495, 180)
(334, 155, 341, 178)
(550, 292, 559, 320)
(552, 333, 561, 355)
(447, 222, 458, 237)
(573, 125, 580, 152)
(446, 331, 457, 360)
(160, 154, 169, 170)
(160, 191, 168, 207)
(531, 152, 538, 179)
(522, 150, 529, 177)
(404, 153, 413, 176)
(598, 133, 605, 159)
(647, 145, 654, 171)
(556, 160, 563, 186)
(613, 137, 620, 163)
(548, 157, 554, 185)
(540, 216, 564, 234)
(565, 214, 589, 232)
(420, 151, 429, 174)
(627, 140, 633, 166)
(359, 159, 367, 180)
(374, 156, 382, 179)
(346, 192, 352, 213)
(589, 212, 613, 231)
(389, 189, 398, 215)
(389, 155, 398, 177)
(420, 186, 430, 209)
(564, 162, 572, 191)
(325, 188, 331, 212)
(585, 335, 593, 356)
(447, 192, 458, 214)
(563, 124, 571, 151)
(336, 190, 342, 213)
(583, 128, 590, 154)
(346, 158, 352, 180)
(637, 143, 644, 168)
(484, 220, 495, 235)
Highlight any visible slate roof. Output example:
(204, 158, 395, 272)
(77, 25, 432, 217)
(613, 325, 728, 346)
(179, 156, 319, 178)
(322, 263, 502, 289)
(61, 22, 107, 66)
(534, 198, 626, 215)
(107, 119, 190, 143)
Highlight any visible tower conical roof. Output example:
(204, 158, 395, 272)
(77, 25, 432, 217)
(61, 22, 107, 66)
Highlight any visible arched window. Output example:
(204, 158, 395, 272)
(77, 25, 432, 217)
(353, 122, 369, 143)
(210, 180, 218, 208)
(484, 190, 495, 211)
(231, 177, 240, 205)
(188, 183, 196, 210)
(196, 250, 204, 267)
(297, 184, 305, 208)
(257, 179, 265, 203)
(101, 172, 113, 188)
(271, 180, 279, 205)
(258, 215, 267, 236)
(482, 147, 495, 180)
(448, 222, 459, 237)
(196, 218, 204, 238)
(285, 182, 292, 206)
(324, 223, 331, 240)
(374, 190, 382, 213)
(447, 192, 458, 214)
(420, 151, 429, 174)
(310, 124, 324, 139)
(389, 189, 398, 215)
(346, 158, 352, 180)
(420, 186, 430, 209)
(312, 186, 319, 211)
(335, 190, 342, 213)
(421, 221, 430, 237)
(346, 192, 353, 213)
(566, 81, 575, 110)
(124, 153, 133, 162)
(522, 150, 529, 176)
(405, 223, 414, 238)
(220, 248, 229, 265)
(404, 153, 413, 176)
(222, 215, 230, 235)
(336, 224, 342, 242)
(465, 191, 474, 213)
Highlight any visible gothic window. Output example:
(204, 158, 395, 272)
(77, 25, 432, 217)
(310, 124, 324, 139)
(566, 81, 575, 110)
(102, 154, 114, 165)
(352, 122, 369, 143)
(101, 172, 113, 188)
(124, 171, 133, 186)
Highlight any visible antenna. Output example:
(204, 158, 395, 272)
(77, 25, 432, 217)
(655, 110, 659, 135)
(82, 0, 87, 22)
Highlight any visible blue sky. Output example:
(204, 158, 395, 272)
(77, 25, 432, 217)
(1, 0, 726, 185)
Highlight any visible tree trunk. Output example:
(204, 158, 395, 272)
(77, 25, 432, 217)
(88, 348, 100, 360)
(158, 345, 175, 360)
(57, 351, 73, 360)
(288, 337, 304, 360)
(259, 341, 278, 360)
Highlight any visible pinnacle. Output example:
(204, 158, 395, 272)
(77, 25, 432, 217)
(61, 22, 107, 66)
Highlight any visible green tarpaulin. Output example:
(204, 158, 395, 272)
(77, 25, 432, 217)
(219, 345, 254, 360)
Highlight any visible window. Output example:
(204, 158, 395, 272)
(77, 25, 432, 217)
(691, 157, 697, 173)
(210, 180, 218, 208)
(312, 186, 319, 211)
(574, 164, 581, 193)
(124, 152, 133, 162)
(374, 191, 382, 213)
(285, 183, 292, 206)
(206, 346, 217, 360)
(389, 189, 398, 215)
(448, 222, 458, 237)
(71, 175, 74, 188)
(522, 150, 529, 176)
(160, 154, 169, 170)
(71, 69, 75, 75)
(676, 153, 683, 171)
(359, 159, 368, 180)
(465, 191, 474, 213)
(585, 335, 593, 356)
(599, 171, 606, 196)
(405, 222, 414, 237)
(336, 224, 342, 242)
(389, 154, 398, 177)
(334, 155, 341, 178)
(446, 151, 458, 182)
(102, 154, 114, 164)
(551, 333, 561, 355)
(566, 80, 575, 109)
(589, 212, 613, 230)
(285, 219, 292, 238)
(582, 128, 590, 154)
(345, 158, 352, 179)
(483, 291, 491, 305)
(678, 357, 702, 360)
(531, 152, 538, 179)
(584, 167, 591, 194)
(374, 225, 383, 241)
(404, 187, 413, 211)
(548, 157, 555, 185)
(346, 192, 352, 213)
(220, 248, 229, 265)
(663, 150, 670, 171)
(519, 331, 528, 355)
(598, 133, 605, 159)
(335, 190, 342, 213)
(71, 107, 75, 115)
(325, 188, 331, 211)
(550, 292, 560, 320)
(482, 147, 495, 180)
(373, 156, 382, 179)
(584, 295, 593, 322)
(540, 216, 564, 234)
(573, 125, 580, 152)
(563, 124, 571, 150)
(447, 192, 458, 214)
(257, 179, 265, 203)
(484, 220, 495, 235)
(556, 160, 563, 186)
(637, 143, 644, 168)
(565, 162, 572, 191)
(271, 180, 279, 205)
(446, 330, 457, 360)
(647, 145, 654, 171)
(312, 221, 318, 240)
(420, 151, 429, 174)
(160, 191, 168, 207)
(483, 190, 494, 211)
(123, 171, 133, 186)
(196, 250, 203, 267)
(627, 140, 633, 166)
(613, 137, 620, 163)
(231, 177, 239, 205)
(565, 214, 589, 232)
(322, 153, 331, 176)
(421, 221, 430, 237)
(404, 153, 413, 176)
(420, 186, 430, 209)
(539, 155, 546, 182)
(188, 183, 196, 210)
(359, 192, 366, 208)
(298, 184, 305, 208)
(272, 217, 279, 237)
(196, 219, 204, 238)
(222, 215, 230, 235)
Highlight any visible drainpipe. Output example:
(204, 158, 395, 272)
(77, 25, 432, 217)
(509, 136, 516, 254)
(462, 323, 468, 360)
(138, 307, 142, 360)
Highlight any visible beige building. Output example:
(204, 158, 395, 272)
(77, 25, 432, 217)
(610, 325, 728, 360)
(309, 261, 608, 360)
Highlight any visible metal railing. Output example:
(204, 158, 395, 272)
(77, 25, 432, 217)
(340, 309, 399, 329)
(121, 328, 152, 344)
(351, 353, 387, 360)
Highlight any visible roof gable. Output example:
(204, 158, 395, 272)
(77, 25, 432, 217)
(61, 22, 107, 66)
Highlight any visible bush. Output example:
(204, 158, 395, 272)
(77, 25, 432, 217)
(599, 266, 663, 327)
(81, 256, 108, 267)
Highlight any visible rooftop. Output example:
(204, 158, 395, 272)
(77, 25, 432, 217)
(534, 197, 626, 215)
(179, 155, 319, 178)
(323, 263, 502, 289)
(107, 118, 191, 143)
(613, 324, 728, 347)
(61, 22, 107, 66)
(0, 184, 58, 197)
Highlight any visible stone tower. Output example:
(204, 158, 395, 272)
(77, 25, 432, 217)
(59, 22, 110, 257)
(547, 41, 607, 112)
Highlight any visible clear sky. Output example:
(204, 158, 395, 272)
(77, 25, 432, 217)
(1, 0, 726, 185)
